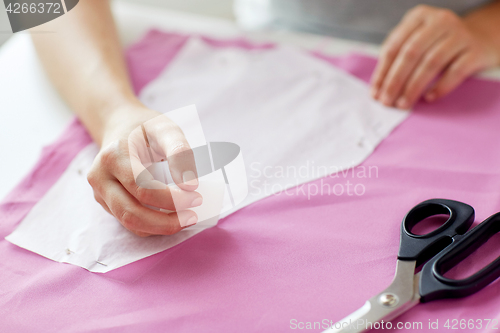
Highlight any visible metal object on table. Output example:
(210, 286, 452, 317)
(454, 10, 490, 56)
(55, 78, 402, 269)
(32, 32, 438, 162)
(325, 199, 500, 333)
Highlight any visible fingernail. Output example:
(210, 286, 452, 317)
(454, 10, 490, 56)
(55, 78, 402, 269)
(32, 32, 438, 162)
(191, 196, 203, 207)
(396, 96, 409, 110)
(182, 170, 198, 186)
(370, 87, 378, 98)
(185, 216, 197, 227)
(179, 211, 198, 227)
(426, 92, 437, 102)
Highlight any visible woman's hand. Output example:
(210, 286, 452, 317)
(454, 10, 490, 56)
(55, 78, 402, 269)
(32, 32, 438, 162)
(87, 106, 202, 237)
(31, 1, 204, 237)
(371, 4, 500, 109)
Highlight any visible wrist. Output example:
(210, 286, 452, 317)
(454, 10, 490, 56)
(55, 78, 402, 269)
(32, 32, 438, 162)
(100, 100, 157, 147)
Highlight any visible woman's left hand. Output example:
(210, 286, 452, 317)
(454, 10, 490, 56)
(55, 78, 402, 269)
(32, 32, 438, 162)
(371, 5, 500, 109)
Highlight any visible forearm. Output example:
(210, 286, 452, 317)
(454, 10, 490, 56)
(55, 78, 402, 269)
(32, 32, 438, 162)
(31, 0, 142, 145)
(464, 0, 500, 63)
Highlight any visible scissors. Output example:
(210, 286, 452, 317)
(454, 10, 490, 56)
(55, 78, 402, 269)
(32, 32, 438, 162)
(325, 199, 500, 333)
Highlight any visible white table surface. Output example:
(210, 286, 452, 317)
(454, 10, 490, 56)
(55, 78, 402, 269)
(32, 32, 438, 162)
(1, 0, 499, 201)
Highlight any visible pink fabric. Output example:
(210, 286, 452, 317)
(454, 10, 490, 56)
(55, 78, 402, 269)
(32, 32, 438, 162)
(2, 29, 500, 332)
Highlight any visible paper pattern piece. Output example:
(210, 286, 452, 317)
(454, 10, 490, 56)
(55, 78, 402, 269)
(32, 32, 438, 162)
(140, 38, 409, 214)
(6, 106, 248, 273)
(6, 37, 408, 272)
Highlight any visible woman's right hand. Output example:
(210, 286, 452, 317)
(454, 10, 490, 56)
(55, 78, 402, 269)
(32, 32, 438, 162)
(370, 5, 500, 109)
(87, 106, 203, 237)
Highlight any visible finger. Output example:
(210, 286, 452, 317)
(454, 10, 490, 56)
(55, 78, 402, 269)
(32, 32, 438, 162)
(103, 180, 198, 235)
(377, 25, 447, 107)
(93, 191, 111, 214)
(114, 155, 203, 211)
(134, 231, 154, 238)
(425, 52, 479, 102)
(90, 171, 150, 237)
(96, 146, 203, 211)
(144, 117, 199, 192)
(371, 8, 424, 97)
(395, 36, 467, 109)
(88, 164, 114, 215)
(127, 127, 177, 190)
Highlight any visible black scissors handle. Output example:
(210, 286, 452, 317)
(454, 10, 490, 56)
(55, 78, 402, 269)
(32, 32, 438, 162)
(419, 212, 500, 302)
(398, 199, 475, 265)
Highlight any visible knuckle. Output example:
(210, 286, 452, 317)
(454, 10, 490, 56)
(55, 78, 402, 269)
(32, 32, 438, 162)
(402, 45, 420, 61)
(385, 81, 400, 96)
(163, 223, 179, 236)
(383, 45, 398, 60)
(169, 141, 190, 155)
(411, 4, 429, 16)
(126, 177, 140, 192)
(424, 55, 442, 71)
(87, 170, 97, 187)
(437, 9, 456, 22)
(86, 169, 106, 194)
(100, 148, 119, 168)
(161, 215, 181, 235)
(99, 139, 128, 168)
(135, 185, 151, 203)
(119, 208, 140, 230)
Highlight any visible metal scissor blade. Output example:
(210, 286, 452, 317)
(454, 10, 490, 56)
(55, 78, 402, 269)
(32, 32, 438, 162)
(323, 260, 421, 333)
